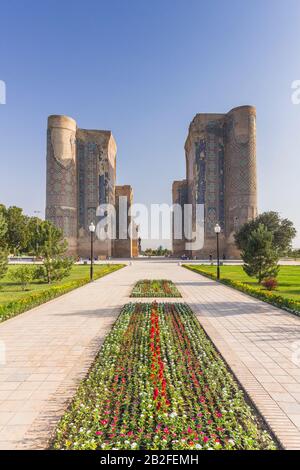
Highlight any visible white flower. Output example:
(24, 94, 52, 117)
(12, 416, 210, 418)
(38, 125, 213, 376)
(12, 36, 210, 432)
(170, 411, 177, 418)
(195, 444, 202, 449)
(228, 439, 235, 445)
(131, 443, 138, 449)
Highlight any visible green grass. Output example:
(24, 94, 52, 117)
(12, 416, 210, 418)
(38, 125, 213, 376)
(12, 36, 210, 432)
(186, 265, 300, 301)
(0, 264, 124, 306)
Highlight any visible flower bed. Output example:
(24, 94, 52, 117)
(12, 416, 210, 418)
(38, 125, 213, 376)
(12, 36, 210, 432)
(184, 265, 300, 317)
(131, 280, 181, 298)
(0, 264, 124, 323)
(53, 302, 276, 450)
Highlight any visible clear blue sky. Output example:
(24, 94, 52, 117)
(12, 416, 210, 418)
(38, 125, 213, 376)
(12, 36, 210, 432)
(1, 0, 300, 248)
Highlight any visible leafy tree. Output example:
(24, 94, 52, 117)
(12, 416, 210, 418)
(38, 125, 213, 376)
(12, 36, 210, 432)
(235, 211, 296, 257)
(11, 265, 33, 291)
(0, 249, 8, 281)
(0, 211, 8, 248)
(241, 224, 280, 283)
(33, 221, 73, 284)
(35, 257, 73, 284)
(25, 217, 44, 255)
(5, 206, 29, 254)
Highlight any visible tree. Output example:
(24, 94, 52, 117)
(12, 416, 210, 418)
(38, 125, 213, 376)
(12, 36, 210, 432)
(235, 211, 296, 257)
(241, 224, 280, 283)
(0, 211, 7, 248)
(12, 265, 33, 291)
(0, 249, 8, 281)
(35, 257, 73, 284)
(5, 206, 29, 254)
(24, 217, 44, 255)
(34, 221, 73, 284)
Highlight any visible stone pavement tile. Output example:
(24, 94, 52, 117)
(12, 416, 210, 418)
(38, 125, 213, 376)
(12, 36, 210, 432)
(274, 375, 297, 385)
(0, 391, 11, 401)
(0, 382, 20, 391)
(9, 390, 34, 401)
(8, 412, 39, 426)
(0, 424, 30, 441)
(269, 392, 297, 403)
(289, 415, 300, 428)
(0, 412, 14, 425)
(261, 383, 286, 393)
(0, 401, 25, 412)
(284, 383, 300, 394)
(278, 402, 300, 414)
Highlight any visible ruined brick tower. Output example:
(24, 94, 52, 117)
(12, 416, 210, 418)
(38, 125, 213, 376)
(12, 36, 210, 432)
(172, 106, 257, 259)
(46, 115, 136, 258)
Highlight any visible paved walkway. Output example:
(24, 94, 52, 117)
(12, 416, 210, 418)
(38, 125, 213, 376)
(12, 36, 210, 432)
(1, 261, 300, 449)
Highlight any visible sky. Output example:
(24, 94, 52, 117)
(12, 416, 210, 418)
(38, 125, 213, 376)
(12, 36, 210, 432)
(0, 0, 300, 249)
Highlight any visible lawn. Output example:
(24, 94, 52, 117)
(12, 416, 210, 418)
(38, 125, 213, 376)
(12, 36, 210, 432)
(53, 302, 276, 450)
(0, 264, 123, 305)
(0, 264, 124, 322)
(187, 265, 300, 302)
(131, 280, 181, 298)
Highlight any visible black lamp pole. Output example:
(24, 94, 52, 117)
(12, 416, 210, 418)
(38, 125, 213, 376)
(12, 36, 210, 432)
(214, 223, 221, 280)
(90, 230, 94, 281)
(216, 231, 220, 280)
(89, 222, 95, 281)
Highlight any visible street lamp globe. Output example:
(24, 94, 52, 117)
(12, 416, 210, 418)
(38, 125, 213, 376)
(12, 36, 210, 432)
(214, 223, 221, 234)
(89, 222, 96, 233)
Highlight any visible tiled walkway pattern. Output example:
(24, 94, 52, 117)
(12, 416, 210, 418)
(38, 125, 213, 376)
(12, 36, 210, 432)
(0, 261, 300, 449)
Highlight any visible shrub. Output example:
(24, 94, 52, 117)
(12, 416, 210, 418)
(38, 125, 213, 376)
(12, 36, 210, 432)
(11, 265, 34, 291)
(35, 257, 74, 284)
(0, 249, 8, 281)
(262, 277, 278, 291)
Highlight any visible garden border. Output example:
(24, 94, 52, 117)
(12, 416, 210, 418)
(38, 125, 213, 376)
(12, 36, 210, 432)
(183, 265, 300, 318)
(0, 264, 125, 324)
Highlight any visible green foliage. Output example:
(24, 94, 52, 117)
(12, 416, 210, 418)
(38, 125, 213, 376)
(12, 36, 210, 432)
(35, 257, 73, 284)
(0, 249, 8, 280)
(4, 206, 29, 255)
(0, 210, 8, 247)
(30, 220, 72, 284)
(241, 224, 280, 283)
(11, 265, 34, 291)
(235, 211, 296, 257)
(144, 246, 171, 257)
(288, 248, 300, 260)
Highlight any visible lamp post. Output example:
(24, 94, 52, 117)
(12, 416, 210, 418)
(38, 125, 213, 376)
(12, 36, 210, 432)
(214, 223, 221, 280)
(89, 222, 95, 281)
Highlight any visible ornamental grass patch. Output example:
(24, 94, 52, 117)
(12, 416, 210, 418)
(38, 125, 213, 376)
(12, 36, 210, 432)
(130, 280, 181, 298)
(53, 302, 276, 450)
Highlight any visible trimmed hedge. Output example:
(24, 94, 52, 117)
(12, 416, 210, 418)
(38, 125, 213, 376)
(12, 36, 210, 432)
(184, 265, 300, 317)
(0, 264, 124, 323)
